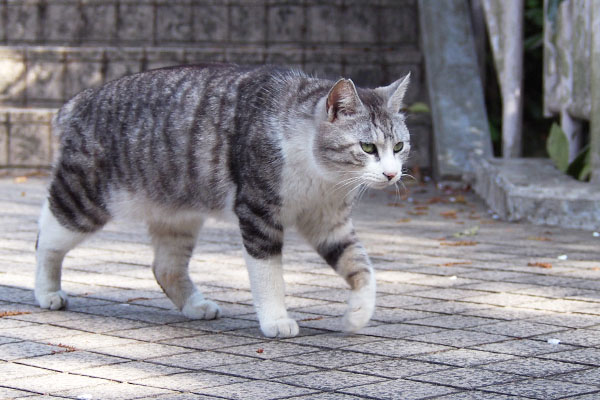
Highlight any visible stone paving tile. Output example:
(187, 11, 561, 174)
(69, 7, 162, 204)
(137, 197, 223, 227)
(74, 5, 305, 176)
(49, 315, 152, 333)
(411, 348, 517, 367)
(473, 339, 577, 357)
(434, 392, 525, 399)
(339, 378, 459, 399)
(0, 361, 54, 380)
(357, 322, 444, 339)
(220, 341, 320, 360)
(533, 328, 600, 347)
(0, 341, 67, 361)
(56, 382, 174, 399)
(19, 350, 128, 372)
(132, 371, 249, 392)
(93, 342, 191, 360)
(150, 350, 258, 370)
(160, 332, 262, 351)
(283, 332, 381, 349)
(480, 357, 590, 378)
(275, 349, 390, 369)
(341, 358, 451, 379)
(110, 325, 202, 342)
(469, 320, 567, 338)
(561, 367, 600, 386)
(411, 314, 500, 329)
(206, 359, 320, 380)
(274, 370, 387, 391)
(539, 348, 600, 366)
(76, 360, 189, 382)
(194, 380, 318, 399)
(286, 393, 365, 400)
(410, 329, 510, 348)
(342, 338, 454, 358)
(409, 367, 526, 390)
(7, 372, 111, 394)
(482, 378, 600, 399)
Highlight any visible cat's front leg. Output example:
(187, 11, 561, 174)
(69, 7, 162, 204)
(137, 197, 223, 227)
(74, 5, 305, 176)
(301, 218, 376, 333)
(244, 251, 298, 338)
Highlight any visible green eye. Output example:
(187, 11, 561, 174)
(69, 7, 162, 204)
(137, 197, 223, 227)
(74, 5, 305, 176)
(360, 142, 376, 154)
(393, 142, 404, 153)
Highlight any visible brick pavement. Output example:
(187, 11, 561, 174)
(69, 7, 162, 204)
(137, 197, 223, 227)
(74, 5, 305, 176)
(1, 176, 600, 399)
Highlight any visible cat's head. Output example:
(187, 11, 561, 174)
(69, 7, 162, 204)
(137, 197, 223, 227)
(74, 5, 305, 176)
(314, 73, 411, 190)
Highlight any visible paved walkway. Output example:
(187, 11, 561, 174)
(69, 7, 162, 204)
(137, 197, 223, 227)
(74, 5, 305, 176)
(1, 176, 600, 399)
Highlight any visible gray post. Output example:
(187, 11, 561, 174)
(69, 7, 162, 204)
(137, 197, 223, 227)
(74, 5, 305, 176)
(418, 0, 493, 180)
(591, 0, 600, 184)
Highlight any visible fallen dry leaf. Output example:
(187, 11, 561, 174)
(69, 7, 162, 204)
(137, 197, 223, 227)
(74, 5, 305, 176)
(0, 311, 31, 318)
(300, 316, 324, 322)
(408, 211, 427, 216)
(414, 205, 429, 211)
(397, 218, 412, 223)
(437, 261, 473, 267)
(527, 262, 552, 269)
(53, 343, 77, 353)
(14, 176, 27, 183)
(387, 202, 404, 207)
(441, 241, 478, 246)
(526, 236, 552, 242)
(256, 348, 264, 354)
(440, 210, 458, 219)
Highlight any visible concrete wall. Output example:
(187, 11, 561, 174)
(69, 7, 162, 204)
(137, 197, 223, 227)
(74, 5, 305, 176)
(0, 0, 429, 169)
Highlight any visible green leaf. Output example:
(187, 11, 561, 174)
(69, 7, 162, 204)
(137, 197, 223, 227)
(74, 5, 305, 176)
(546, 123, 570, 172)
(566, 144, 591, 181)
(406, 102, 430, 113)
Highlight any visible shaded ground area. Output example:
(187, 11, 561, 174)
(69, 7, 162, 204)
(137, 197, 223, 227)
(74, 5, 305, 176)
(1, 176, 600, 399)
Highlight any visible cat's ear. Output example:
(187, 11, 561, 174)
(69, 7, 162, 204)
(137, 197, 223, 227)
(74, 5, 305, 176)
(375, 72, 411, 113)
(326, 78, 362, 122)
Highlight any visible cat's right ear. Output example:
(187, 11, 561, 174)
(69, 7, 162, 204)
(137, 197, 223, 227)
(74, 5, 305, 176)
(326, 79, 362, 122)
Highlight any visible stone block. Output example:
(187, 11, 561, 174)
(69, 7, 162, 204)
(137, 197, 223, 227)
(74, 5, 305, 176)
(80, 2, 118, 43)
(0, 48, 27, 106)
(44, 3, 84, 43)
(343, 64, 385, 89)
(268, 4, 305, 43)
(264, 47, 302, 69)
(64, 49, 105, 99)
(117, 4, 154, 43)
(381, 5, 418, 44)
(0, 118, 7, 166)
(145, 48, 185, 71)
(225, 48, 265, 65)
(5, 1, 39, 42)
(104, 48, 143, 81)
(230, 4, 266, 43)
(341, 379, 458, 400)
(156, 3, 192, 44)
(26, 59, 64, 106)
(184, 48, 227, 64)
(341, 1, 378, 44)
(193, 4, 228, 42)
(306, 4, 341, 43)
(8, 121, 52, 166)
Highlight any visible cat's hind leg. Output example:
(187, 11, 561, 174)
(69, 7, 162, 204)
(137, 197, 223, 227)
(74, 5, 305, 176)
(148, 219, 220, 320)
(35, 201, 92, 309)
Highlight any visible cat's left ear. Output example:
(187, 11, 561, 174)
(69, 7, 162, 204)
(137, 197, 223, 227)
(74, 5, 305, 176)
(375, 72, 411, 113)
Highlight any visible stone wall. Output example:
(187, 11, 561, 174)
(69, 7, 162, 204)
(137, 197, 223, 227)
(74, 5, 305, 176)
(0, 0, 429, 169)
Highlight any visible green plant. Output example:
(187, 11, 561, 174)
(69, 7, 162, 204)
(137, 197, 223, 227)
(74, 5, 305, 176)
(546, 123, 591, 181)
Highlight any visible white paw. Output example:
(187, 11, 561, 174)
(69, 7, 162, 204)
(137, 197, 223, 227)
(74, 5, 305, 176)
(182, 294, 221, 320)
(36, 290, 68, 310)
(342, 286, 375, 333)
(260, 318, 299, 338)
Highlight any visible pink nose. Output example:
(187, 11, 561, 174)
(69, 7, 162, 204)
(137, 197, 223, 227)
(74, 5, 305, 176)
(383, 172, 397, 181)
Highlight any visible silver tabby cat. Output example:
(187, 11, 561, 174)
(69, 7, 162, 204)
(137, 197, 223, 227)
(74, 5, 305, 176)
(35, 64, 411, 338)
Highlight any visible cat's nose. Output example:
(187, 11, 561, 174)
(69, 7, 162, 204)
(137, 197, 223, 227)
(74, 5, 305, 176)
(383, 172, 397, 181)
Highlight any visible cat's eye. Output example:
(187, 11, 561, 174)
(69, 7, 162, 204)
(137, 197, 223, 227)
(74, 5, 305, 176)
(393, 142, 404, 153)
(360, 142, 376, 154)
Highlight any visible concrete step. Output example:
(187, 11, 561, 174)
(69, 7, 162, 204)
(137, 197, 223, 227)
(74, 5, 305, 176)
(470, 157, 600, 231)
